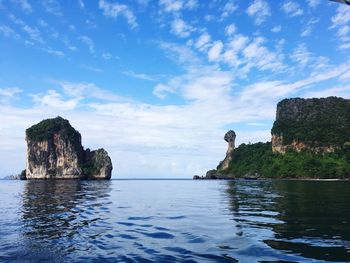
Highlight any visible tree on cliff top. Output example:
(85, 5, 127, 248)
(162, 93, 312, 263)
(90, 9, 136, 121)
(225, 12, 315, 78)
(26, 116, 82, 144)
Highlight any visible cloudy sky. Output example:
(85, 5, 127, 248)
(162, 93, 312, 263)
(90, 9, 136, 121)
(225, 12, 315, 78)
(0, 0, 350, 178)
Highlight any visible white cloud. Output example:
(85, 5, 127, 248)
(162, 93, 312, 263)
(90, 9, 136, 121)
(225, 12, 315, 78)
(38, 19, 48, 28)
(78, 0, 84, 8)
(227, 35, 249, 53)
(153, 84, 176, 99)
(339, 70, 350, 80)
(337, 25, 350, 38)
(9, 14, 44, 43)
(271, 25, 282, 33)
(194, 32, 211, 50)
(300, 18, 319, 37)
(331, 5, 350, 27)
(221, 0, 238, 19)
(32, 90, 79, 110)
(123, 70, 156, 81)
(281, 1, 303, 17)
(12, 0, 32, 13)
(45, 48, 65, 57)
(331, 6, 350, 49)
(239, 62, 350, 107)
(304, 85, 350, 99)
(0, 24, 19, 39)
(42, 0, 62, 16)
(247, 0, 271, 25)
(160, 41, 199, 65)
(99, 0, 138, 29)
(23, 25, 43, 43)
(159, 0, 197, 13)
(184, 0, 198, 9)
(290, 43, 311, 67)
(79, 36, 95, 53)
(241, 37, 285, 73)
(60, 82, 124, 102)
(340, 43, 350, 49)
(137, 0, 150, 6)
(171, 18, 194, 38)
(166, 31, 286, 77)
(305, 85, 350, 99)
(0, 87, 22, 103)
(225, 23, 236, 36)
(80, 64, 104, 73)
(102, 52, 112, 60)
(159, 0, 183, 13)
(29, 82, 125, 112)
(208, 41, 223, 62)
(306, 0, 320, 8)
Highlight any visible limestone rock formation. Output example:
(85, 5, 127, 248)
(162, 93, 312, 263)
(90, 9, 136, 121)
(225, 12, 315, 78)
(217, 130, 236, 171)
(271, 97, 350, 154)
(200, 96, 350, 180)
(84, 149, 112, 180)
(25, 117, 113, 180)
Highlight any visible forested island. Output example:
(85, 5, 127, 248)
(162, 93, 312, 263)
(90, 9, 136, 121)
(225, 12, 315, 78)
(198, 97, 350, 179)
(23, 117, 113, 180)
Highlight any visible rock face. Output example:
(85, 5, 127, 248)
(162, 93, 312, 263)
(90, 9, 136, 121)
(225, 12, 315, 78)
(25, 117, 113, 180)
(271, 97, 350, 154)
(217, 130, 236, 171)
(84, 149, 113, 180)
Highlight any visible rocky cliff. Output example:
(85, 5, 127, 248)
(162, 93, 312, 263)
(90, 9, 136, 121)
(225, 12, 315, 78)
(271, 97, 350, 154)
(198, 96, 350, 179)
(25, 117, 113, 180)
(217, 130, 236, 171)
(84, 149, 113, 180)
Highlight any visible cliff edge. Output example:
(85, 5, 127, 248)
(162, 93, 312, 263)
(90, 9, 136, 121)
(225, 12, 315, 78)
(271, 97, 350, 154)
(25, 117, 113, 180)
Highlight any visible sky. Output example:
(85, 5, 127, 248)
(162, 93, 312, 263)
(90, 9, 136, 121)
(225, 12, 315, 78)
(0, 0, 350, 178)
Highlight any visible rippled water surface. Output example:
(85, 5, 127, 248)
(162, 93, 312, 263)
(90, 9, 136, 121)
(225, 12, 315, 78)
(1, 179, 350, 262)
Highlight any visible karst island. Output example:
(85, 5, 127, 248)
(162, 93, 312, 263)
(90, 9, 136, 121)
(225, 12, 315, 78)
(197, 96, 350, 180)
(23, 116, 112, 180)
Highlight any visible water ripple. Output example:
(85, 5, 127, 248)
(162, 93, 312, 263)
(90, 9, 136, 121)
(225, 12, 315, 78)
(0, 180, 349, 262)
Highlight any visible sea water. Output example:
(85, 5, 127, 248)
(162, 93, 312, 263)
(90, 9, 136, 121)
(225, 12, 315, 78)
(0, 179, 349, 262)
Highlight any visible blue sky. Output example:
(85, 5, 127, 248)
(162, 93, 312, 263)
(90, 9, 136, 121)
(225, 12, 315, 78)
(0, 0, 350, 178)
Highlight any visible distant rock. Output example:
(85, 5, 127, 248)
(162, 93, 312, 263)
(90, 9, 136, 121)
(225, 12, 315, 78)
(3, 170, 26, 180)
(205, 169, 221, 179)
(3, 175, 20, 180)
(25, 116, 113, 180)
(84, 149, 112, 180)
(243, 172, 261, 180)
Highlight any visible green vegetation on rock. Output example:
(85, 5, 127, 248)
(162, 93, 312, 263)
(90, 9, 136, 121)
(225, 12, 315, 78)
(221, 142, 350, 179)
(26, 116, 82, 146)
(271, 97, 350, 146)
(82, 162, 101, 179)
(25, 117, 112, 180)
(213, 97, 350, 179)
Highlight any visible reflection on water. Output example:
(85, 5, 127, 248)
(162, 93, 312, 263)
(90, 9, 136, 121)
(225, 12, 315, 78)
(225, 180, 350, 262)
(0, 179, 349, 262)
(20, 180, 112, 262)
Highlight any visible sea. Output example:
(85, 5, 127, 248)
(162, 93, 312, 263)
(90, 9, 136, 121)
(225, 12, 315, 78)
(0, 179, 349, 262)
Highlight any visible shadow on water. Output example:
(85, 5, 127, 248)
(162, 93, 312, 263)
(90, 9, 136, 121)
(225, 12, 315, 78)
(225, 180, 350, 262)
(17, 180, 112, 262)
